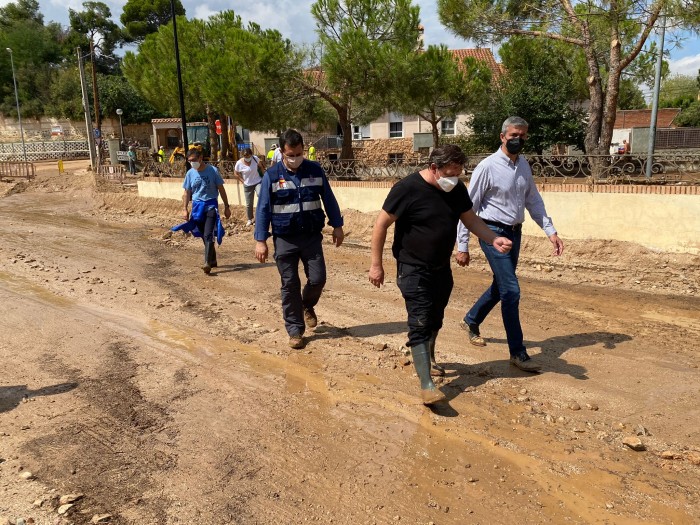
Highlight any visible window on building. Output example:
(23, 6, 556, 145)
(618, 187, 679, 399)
(441, 119, 455, 135)
(389, 112, 403, 138)
(352, 124, 371, 140)
(388, 153, 404, 165)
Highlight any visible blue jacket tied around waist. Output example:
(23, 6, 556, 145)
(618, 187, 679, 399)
(171, 198, 225, 244)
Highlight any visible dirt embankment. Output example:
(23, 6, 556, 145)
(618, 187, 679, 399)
(0, 162, 698, 525)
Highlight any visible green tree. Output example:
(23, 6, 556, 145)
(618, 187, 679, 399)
(120, 0, 185, 43)
(0, 0, 63, 118)
(307, 0, 421, 159)
(395, 45, 491, 147)
(675, 101, 700, 126)
(659, 74, 698, 108)
(201, 12, 307, 132)
(464, 37, 586, 155)
(436, 0, 692, 159)
(68, 1, 121, 73)
(123, 11, 306, 158)
(123, 16, 207, 119)
(45, 67, 85, 120)
(618, 78, 648, 109)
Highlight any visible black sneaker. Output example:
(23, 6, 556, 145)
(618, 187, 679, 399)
(509, 352, 541, 372)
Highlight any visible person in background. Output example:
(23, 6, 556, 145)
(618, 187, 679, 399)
(127, 145, 137, 175)
(267, 144, 277, 165)
(234, 147, 266, 227)
(254, 129, 344, 350)
(307, 144, 317, 161)
(456, 116, 564, 372)
(174, 148, 231, 274)
(170, 141, 186, 164)
(158, 145, 165, 163)
(369, 144, 512, 405)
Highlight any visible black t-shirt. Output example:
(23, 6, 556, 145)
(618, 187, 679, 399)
(383, 172, 472, 269)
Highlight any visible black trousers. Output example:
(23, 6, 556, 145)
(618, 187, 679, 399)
(396, 263, 453, 347)
(194, 208, 217, 266)
(273, 232, 327, 337)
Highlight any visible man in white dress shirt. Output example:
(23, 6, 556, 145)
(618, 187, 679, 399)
(456, 116, 564, 372)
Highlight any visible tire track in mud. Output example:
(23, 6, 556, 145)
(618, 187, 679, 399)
(23, 339, 179, 524)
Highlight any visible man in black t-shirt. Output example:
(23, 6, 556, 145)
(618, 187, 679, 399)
(369, 145, 512, 405)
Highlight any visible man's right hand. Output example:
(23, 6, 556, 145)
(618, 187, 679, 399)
(368, 264, 384, 288)
(493, 237, 513, 254)
(255, 241, 268, 263)
(455, 251, 470, 267)
(183, 209, 189, 220)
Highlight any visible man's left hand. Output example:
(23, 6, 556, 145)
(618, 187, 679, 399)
(224, 207, 231, 219)
(332, 227, 344, 247)
(549, 233, 564, 256)
(455, 251, 470, 267)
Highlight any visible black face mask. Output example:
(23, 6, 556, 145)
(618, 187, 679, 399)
(505, 137, 525, 154)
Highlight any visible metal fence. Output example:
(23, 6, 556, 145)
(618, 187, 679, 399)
(138, 152, 700, 184)
(0, 161, 35, 180)
(0, 141, 90, 162)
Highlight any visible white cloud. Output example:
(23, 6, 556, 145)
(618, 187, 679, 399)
(192, 4, 219, 21)
(668, 54, 700, 77)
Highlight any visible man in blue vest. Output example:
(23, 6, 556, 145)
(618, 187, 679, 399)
(254, 129, 344, 349)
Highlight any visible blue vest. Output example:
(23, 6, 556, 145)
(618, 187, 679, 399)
(269, 161, 326, 236)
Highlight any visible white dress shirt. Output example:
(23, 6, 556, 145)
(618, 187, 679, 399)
(457, 148, 556, 251)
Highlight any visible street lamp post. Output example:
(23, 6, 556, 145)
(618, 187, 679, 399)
(6, 48, 27, 163)
(116, 108, 124, 147)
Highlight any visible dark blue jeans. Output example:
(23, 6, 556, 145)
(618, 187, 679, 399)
(194, 207, 217, 266)
(465, 225, 524, 356)
(397, 263, 453, 348)
(273, 232, 327, 337)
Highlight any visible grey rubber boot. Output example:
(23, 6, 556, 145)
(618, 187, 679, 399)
(411, 342, 446, 405)
(429, 331, 445, 377)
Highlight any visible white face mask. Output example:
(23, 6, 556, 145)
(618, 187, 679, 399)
(244, 156, 252, 163)
(285, 156, 303, 169)
(190, 161, 201, 170)
(436, 176, 458, 192)
(432, 166, 458, 192)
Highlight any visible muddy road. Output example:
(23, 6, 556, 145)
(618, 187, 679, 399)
(0, 163, 698, 524)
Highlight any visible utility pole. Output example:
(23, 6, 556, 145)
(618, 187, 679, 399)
(171, 0, 188, 155)
(77, 47, 96, 169)
(89, 38, 101, 134)
(89, 37, 103, 166)
(6, 48, 27, 163)
(646, 13, 666, 179)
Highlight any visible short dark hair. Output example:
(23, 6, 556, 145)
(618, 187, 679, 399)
(429, 144, 466, 169)
(279, 129, 304, 151)
(187, 148, 202, 160)
(243, 147, 253, 156)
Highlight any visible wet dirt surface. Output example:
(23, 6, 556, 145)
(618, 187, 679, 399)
(0, 161, 699, 524)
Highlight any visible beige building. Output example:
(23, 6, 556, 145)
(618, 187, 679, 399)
(250, 48, 502, 162)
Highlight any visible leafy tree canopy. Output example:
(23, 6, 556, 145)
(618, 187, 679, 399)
(436, 0, 692, 159)
(396, 45, 491, 147)
(0, 0, 64, 117)
(120, 0, 185, 43)
(466, 36, 587, 155)
(67, 1, 122, 73)
(659, 73, 699, 108)
(308, 0, 421, 158)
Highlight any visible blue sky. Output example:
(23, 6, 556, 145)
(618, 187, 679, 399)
(8, 0, 700, 77)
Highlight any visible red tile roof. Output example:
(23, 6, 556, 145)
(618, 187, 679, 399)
(450, 48, 501, 77)
(614, 108, 681, 129)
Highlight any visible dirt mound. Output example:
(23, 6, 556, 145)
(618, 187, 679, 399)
(9, 166, 698, 298)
